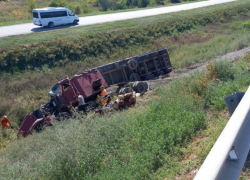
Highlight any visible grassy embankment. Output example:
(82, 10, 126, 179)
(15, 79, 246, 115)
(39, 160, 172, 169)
(1, 54, 250, 179)
(0, 0, 201, 26)
(0, 0, 250, 179)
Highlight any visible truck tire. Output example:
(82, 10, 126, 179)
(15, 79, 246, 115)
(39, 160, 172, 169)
(133, 82, 148, 93)
(127, 59, 138, 70)
(129, 73, 140, 81)
(73, 20, 78, 25)
(48, 22, 54, 28)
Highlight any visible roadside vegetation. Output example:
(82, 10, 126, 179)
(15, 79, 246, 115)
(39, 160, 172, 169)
(0, 0, 250, 179)
(0, 0, 201, 26)
(1, 53, 250, 179)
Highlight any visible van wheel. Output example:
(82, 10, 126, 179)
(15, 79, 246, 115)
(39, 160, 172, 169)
(48, 22, 54, 28)
(73, 20, 78, 25)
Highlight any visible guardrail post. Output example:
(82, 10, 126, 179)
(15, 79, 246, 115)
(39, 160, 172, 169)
(224, 92, 245, 115)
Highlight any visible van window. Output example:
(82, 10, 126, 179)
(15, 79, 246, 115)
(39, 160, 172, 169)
(68, 11, 75, 16)
(40, 11, 67, 19)
(33, 12, 39, 18)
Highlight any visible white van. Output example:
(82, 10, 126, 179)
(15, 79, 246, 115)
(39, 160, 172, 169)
(32, 7, 79, 27)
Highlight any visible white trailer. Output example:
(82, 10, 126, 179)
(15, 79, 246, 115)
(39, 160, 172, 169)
(32, 7, 79, 27)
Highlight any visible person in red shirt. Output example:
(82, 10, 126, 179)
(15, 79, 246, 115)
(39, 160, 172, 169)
(1, 115, 11, 129)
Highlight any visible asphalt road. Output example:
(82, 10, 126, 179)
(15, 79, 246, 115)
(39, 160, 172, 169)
(0, 0, 236, 38)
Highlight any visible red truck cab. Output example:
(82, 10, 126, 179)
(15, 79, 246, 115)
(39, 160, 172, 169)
(18, 69, 108, 137)
(49, 69, 109, 106)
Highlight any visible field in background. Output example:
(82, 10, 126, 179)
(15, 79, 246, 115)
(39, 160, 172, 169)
(0, 0, 200, 26)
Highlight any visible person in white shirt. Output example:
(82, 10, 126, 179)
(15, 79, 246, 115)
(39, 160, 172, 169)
(77, 93, 87, 114)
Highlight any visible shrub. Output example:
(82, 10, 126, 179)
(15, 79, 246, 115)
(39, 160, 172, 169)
(214, 60, 235, 81)
(169, 0, 180, 3)
(242, 21, 250, 29)
(74, 5, 81, 14)
(26, 0, 36, 13)
(204, 82, 238, 111)
(48, 0, 67, 7)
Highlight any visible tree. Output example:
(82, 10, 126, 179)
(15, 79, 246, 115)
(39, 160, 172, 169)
(99, 0, 110, 11)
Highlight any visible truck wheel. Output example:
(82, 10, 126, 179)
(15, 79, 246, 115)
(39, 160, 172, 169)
(127, 59, 138, 70)
(134, 82, 148, 93)
(129, 73, 140, 81)
(48, 22, 54, 28)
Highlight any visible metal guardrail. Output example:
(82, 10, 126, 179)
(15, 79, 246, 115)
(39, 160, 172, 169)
(194, 86, 250, 180)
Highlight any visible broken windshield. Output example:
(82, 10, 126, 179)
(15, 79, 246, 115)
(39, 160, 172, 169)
(49, 84, 61, 97)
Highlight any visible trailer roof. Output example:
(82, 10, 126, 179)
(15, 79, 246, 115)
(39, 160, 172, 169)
(33, 7, 69, 11)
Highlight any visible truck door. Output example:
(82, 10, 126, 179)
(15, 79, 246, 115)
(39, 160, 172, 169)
(60, 80, 76, 106)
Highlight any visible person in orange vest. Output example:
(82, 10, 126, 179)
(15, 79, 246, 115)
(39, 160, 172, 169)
(1, 115, 11, 129)
(100, 85, 109, 105)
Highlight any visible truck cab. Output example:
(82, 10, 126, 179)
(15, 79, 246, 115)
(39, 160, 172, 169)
(49, 69, 109, 108)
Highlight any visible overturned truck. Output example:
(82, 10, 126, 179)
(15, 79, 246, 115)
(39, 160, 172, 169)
(95, 48, 172, 89)
(18, 48, 172, 137)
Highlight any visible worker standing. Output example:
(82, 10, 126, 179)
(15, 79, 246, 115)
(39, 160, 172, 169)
(100, 85, 109, 105)
(77, 93, 87, 114)
(1, 115, 11, 130)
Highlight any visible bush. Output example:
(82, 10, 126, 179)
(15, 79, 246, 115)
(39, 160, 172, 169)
(48, 0, 67, 7)
(169, 0, 180, 3)
(26, 0, 36, 13)
(204, 82, 238, 111)
(214, 60, 235, 81)
(74, 5, 81, 14)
